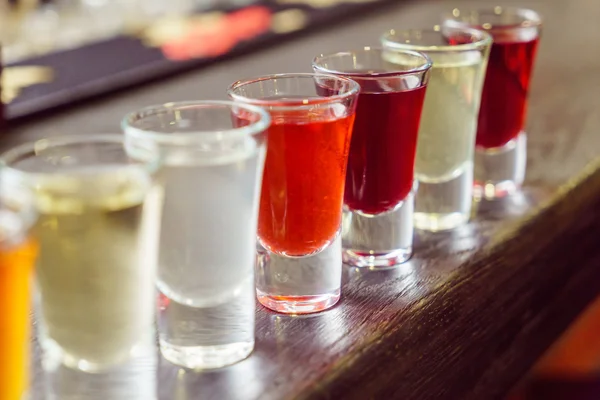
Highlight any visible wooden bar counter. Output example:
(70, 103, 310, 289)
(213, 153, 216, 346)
(2, 0, 599, 398)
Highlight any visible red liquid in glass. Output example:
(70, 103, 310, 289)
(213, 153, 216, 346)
(258, 111, 354, 256)
(345, 86, 426, 215)
(476, 38, 539, 148)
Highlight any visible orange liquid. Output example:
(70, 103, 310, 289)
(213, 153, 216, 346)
(0, 237, 37, 400)
(258, 111, 354, 256)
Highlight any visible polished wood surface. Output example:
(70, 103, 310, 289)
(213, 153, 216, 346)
(5, 0, 600, 398)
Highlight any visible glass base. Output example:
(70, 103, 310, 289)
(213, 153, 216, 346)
(160, 340, 254, 370)
(156, 277, 255, 369)
(343, 248, 412, 268)
(256, 289, 340, 314)
(43, 341, 157, 400)
(255, 233, 342, 314)
(341, 184, 414, 268)
(40, 332, 150, 374)
(414, 162, 473, 232)
(414, 212, 469, 232)
(474, 132, 527, 200)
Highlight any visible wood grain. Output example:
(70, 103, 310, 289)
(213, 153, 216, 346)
(14, 0, 600, 399)
(301, 160, 600, 400)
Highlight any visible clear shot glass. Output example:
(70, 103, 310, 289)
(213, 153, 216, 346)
(0, 181, 37, 400)
(228, 73, 359, 313)
(0, 135, 163, 373)
(122, 101, 269, 369)
(443, 7, 542, 200)
(313, 48, 430, 267)
(381, 26, 492, 231)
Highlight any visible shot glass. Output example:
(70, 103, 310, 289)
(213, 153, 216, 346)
(0, 182, 37, 400)
(313, 48, 430, 267)
(122, 101, 270, 369)
(0, 135, 163, 373)
(381, 26, 492, 231)
(228, 73, 359, 313)
(443, 7, 542, 200)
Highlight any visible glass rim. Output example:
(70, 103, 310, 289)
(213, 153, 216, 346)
(381, 27, 492, 53)
(227, 72, 361, 109)
(0, 134, 160, 181)
(122, 100, 271, 144)
(442, 7, 543, 31)
(312, 47, 432, 78)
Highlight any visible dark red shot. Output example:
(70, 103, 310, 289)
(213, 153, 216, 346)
(476, 38, 540, 148)
(345, 83, 426, 215)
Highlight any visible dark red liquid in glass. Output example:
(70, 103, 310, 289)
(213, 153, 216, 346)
(476, 38, 540, 148)
(345, 85, 426, 215)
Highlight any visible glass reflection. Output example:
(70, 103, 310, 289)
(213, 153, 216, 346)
(43, 342, 157, 400)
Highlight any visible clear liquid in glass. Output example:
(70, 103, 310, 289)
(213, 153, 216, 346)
(155, 146, 264, 369)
